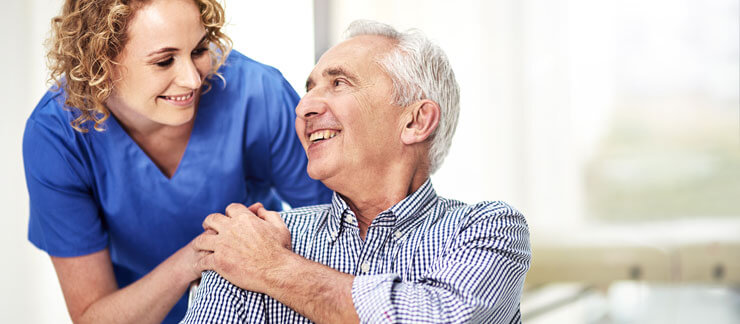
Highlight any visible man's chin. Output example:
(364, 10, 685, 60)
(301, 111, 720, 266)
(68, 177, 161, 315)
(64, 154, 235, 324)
(306, 165, 328, 181)
(307, 164, 339, 186)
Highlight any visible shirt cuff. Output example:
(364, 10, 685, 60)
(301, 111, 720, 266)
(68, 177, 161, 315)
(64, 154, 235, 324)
(351, 274, 399, 323)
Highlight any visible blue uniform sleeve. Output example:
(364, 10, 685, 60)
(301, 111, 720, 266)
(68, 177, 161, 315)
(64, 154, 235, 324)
(22, 115, 108, 257)
(351, 204, 531, 323)
(261, 75, 332, 207)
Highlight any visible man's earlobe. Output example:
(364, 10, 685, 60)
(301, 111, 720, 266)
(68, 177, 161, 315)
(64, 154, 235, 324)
(401, 100, 440, 145)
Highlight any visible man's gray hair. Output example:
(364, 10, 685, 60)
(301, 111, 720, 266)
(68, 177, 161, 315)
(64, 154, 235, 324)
(344, 20, 460, 174)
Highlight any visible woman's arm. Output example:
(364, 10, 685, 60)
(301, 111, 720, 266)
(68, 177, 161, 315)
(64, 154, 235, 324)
(50, 238, 205, 324)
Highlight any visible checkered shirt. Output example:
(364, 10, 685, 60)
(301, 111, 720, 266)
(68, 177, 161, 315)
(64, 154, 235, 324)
(181, 179, 530, 323)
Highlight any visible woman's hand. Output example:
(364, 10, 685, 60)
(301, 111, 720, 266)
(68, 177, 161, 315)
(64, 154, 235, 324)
(172, 230, 217, 283)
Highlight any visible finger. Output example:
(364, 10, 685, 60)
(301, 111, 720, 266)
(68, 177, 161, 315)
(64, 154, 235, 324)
(247, 202, 264, 214)
(197, 252, 215, 272)
(194, 250, 212, 273)
(225, 202, 253, 219)
(257, 206, 285, 228)
(202, 213, 229, 233)
(192, 232, 218, 252)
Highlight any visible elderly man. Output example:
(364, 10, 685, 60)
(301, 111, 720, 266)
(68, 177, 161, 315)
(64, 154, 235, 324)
(183, 20, 530, 323)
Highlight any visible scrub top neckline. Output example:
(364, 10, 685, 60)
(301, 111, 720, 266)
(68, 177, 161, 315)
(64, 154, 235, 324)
(106, 104, 205, 182)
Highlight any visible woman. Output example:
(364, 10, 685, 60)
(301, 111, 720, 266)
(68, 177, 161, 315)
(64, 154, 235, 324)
(22, 0, 330, 323)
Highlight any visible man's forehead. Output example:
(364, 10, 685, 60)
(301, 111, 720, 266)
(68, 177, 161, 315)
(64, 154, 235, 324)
(306, 36, 394, 88)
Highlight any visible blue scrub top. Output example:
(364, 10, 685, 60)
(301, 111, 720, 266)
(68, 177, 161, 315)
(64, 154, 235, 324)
(22, 50, 332, 323)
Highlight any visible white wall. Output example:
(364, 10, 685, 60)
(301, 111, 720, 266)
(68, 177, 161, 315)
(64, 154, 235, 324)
(328, 0, 617, 231)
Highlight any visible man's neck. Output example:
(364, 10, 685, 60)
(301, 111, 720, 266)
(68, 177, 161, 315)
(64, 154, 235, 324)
(337, 162, 430, 239)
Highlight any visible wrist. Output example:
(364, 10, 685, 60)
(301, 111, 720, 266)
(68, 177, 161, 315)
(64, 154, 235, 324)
(167, 245, 201, 286)
(262, 250, 303, 296)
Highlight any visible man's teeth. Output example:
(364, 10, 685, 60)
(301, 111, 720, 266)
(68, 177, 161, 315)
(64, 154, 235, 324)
(164, 93, 193, 101)
(309, 130, 338, 142)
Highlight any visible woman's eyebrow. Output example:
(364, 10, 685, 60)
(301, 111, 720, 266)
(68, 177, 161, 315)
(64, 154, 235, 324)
(146, 34, 208, 58)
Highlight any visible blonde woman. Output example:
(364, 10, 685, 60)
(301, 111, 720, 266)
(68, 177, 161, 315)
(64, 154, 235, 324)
(22, 0, 330, 322)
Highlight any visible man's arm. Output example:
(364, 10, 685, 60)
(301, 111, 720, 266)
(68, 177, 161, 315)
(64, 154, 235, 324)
(195, 202, 530, 323)
(195, 203, 359, 323)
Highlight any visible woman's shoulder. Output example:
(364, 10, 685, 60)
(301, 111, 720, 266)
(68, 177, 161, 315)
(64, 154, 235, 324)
(26, 87, 80, 140)
(218, 50, 288, 87)
(23, 86, 105, 162)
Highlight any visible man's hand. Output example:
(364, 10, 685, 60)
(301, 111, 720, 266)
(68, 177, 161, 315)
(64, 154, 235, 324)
(194, 202, 292, 293)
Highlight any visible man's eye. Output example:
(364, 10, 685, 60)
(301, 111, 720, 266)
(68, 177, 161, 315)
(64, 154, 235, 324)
(156, 57, 174, 67)
(333, 79, 346, 87)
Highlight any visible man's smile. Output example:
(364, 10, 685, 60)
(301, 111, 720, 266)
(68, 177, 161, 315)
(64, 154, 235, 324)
(308, 129, 340, 143)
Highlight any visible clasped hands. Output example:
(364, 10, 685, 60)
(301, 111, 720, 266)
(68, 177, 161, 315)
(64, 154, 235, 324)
(193, 202, 293, 294)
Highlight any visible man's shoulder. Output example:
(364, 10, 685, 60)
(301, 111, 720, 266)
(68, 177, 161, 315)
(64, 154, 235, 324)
(436, 197, 527, 228)
(281, 203, 332, 217)
(280, 204, 332, 228)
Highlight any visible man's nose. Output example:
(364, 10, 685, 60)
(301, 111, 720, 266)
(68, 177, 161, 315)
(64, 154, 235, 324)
(296, 93, 328, 120)
(176, 58, 203, 90)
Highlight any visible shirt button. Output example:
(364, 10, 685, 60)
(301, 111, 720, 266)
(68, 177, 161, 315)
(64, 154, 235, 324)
(394, 231, 403, 239)
(344, 215, 354, 223)
(360, 262, 371, 273)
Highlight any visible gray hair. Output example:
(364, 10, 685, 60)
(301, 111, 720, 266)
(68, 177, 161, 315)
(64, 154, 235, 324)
(343, 20, 460, 174)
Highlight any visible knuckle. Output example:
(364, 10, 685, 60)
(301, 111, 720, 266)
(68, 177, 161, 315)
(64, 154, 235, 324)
(226, 203, 242, 213)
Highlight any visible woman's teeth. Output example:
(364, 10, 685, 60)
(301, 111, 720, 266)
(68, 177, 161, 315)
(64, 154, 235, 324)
(163, 92, 193, 101)
(309, 130, 338, 142)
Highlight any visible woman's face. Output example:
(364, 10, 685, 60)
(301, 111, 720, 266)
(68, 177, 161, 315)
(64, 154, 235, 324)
(106, 0, 211, 128)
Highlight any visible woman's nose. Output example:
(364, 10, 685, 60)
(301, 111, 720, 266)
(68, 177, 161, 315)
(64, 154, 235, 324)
(176, 59, 203, 89)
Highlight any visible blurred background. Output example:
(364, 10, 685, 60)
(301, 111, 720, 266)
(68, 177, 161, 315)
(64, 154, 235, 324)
(1, 0, 738, 322)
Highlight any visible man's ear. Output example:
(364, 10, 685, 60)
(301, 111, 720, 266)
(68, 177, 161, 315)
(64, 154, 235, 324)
(401, 100, 440, 145)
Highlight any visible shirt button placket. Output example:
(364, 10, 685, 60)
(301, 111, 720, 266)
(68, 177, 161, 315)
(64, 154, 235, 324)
(360, 261, 371, 274)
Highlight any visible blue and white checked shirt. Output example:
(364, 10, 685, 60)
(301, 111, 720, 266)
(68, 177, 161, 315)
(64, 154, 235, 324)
(181, 179, 530, 323)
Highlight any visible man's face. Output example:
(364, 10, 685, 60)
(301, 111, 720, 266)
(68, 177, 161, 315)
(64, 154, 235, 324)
(295, 35, 406, 187)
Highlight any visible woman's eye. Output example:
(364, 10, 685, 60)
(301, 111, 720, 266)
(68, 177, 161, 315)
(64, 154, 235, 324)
(192, 47, 208, 57)
(155, 57, 174, 67)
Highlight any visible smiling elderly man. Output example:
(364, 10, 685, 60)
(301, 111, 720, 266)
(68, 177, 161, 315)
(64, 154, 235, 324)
(182, 20, 530, 324)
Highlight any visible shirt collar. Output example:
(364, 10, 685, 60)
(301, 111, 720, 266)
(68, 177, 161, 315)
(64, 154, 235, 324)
(325, 179, 438, 242)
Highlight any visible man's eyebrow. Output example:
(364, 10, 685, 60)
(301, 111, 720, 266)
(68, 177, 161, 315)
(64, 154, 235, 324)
(146, 34, 208, 58)
(305, 66, 359, 91)
(324, 66, 358, 82)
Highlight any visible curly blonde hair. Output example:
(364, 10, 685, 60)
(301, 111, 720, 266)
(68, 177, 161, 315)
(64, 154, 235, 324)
(47, 0, 232, 132)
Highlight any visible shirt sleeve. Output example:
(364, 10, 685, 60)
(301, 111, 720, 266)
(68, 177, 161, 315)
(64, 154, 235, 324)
(180, 271, 248, 323)
(23, 115, 108, 257)
(261, 74, 332, 207)
(351, 204, 531, 324)
(181, 270, 269, 324)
